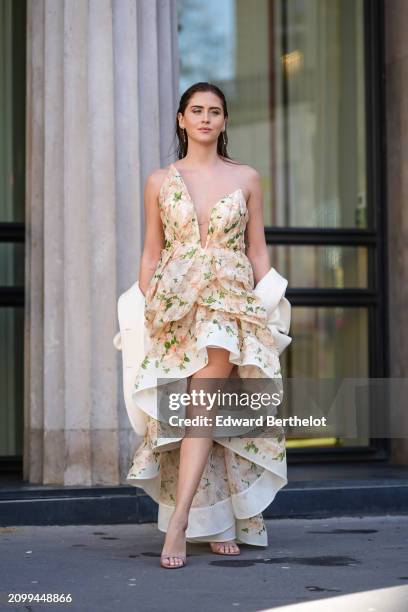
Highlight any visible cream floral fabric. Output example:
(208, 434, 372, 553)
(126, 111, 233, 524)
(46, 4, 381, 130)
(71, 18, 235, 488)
(127, 163, 288, 546)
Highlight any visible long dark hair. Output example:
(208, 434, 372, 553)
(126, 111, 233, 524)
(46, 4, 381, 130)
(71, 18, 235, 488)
(174, 82, 240, 165)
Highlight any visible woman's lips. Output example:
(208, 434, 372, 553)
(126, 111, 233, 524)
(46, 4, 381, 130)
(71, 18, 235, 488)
(199, 128, 211, 132)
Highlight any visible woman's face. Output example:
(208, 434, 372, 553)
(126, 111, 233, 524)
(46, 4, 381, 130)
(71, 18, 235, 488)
(178, 91, 226, 144)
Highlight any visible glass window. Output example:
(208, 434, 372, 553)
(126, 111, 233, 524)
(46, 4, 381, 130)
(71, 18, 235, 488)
(0, 307, 24, 456)
(177, 0, 367, 230)
(0, 243, 24, 286)
(0, 0, 26, 461)
(0, 0, 26, 223)
(177, 0, 383, 455)
(269, 245, 369, 289)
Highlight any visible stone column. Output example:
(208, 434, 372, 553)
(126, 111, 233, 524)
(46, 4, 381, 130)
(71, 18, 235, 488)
(24, 0, 179, 485)
(384, 0, 408, 464)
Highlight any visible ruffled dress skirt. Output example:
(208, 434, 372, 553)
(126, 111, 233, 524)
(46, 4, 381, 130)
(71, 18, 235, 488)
(126, 290, 288, 547)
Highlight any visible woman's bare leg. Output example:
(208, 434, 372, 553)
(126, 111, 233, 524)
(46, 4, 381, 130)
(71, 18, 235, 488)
(160, 347, 235, 567)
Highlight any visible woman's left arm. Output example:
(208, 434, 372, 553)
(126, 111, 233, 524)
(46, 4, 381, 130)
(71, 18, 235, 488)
(245, 168, 271, 285)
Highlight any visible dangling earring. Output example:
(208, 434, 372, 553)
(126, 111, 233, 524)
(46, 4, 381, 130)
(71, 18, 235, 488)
(222, 131, 227, 147)
(182, 129, 187, 144)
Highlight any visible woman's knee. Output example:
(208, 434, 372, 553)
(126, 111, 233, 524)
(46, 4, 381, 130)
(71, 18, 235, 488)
(204, 347, 234, 378)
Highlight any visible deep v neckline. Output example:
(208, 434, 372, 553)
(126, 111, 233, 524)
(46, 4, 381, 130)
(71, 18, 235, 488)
(170, 163, 245, 250)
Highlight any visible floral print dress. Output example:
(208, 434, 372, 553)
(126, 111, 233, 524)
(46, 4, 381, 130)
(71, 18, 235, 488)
(126, 163, 288, 546)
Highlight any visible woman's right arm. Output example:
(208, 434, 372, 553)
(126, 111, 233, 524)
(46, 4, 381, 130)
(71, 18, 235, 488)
(138, 170, 165, 296)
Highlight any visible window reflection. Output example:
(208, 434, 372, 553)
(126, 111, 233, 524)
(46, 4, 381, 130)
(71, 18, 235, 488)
(177, 0, 367, 229)
(0, 307, 24, 456)
(268, 244, 369, 289)
(281, 306, 369, 448)
(0, 243, 24, 286)
(284, 306, 368, 378)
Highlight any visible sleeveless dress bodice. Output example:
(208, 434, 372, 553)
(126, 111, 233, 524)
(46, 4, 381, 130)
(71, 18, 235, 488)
(144, 163, 269, 339)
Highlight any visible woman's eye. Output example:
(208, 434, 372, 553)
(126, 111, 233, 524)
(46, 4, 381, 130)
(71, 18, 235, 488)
(192, 109, 220, 114)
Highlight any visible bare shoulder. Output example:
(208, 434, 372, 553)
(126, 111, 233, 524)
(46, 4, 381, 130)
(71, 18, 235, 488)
(237, 163, 261, 183)
(144, 166, 172, 202)
(231, 163, 262, 201)
(145, 166, 170, 191)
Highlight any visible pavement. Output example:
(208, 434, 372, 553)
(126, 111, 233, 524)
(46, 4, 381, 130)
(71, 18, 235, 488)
(0, 515, 407, 612)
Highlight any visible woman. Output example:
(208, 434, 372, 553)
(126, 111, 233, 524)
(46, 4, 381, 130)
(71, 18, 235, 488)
(126, 82, 291, 569)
